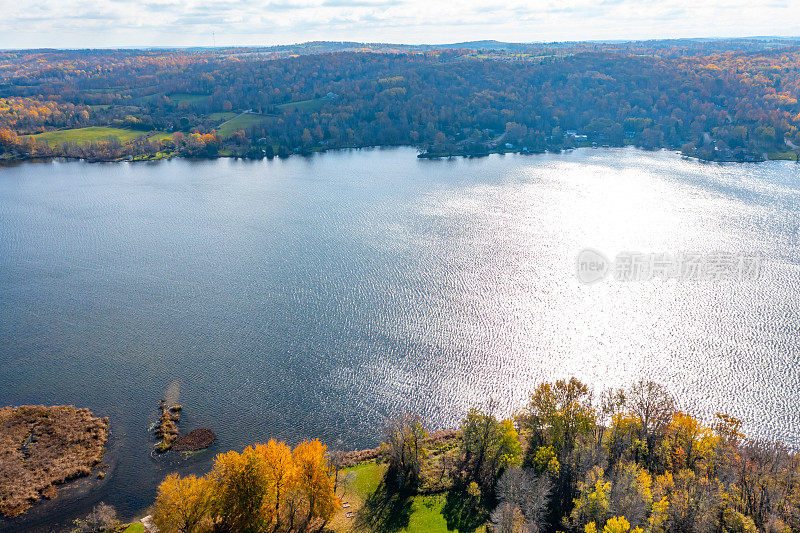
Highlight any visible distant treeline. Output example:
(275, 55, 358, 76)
(1, 41, 800, 162)
(142, 377, 800, 533)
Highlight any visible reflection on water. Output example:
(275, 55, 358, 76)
(0, 147, 798, 529)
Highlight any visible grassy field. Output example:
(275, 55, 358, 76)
(122, 523, 144, 533)
(208, 111, 238, 121)
(31, 127, 170, 147)
(136, 93, 162, 104)
(167, 93, 210, 105)
(84, 87, 121, 94)
(148, 131, 174, 143)
(277, 97, 326, 112)
(768, 150, 800, 161)
(216, 113, 271, 138)
(404, 494, 453, 532)
(330, 461, 485, 533)
(345, 462, 385, 497)
(32, 127, 147, 146)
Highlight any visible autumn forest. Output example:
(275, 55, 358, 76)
(144, 378, 800, 533)
(1, 39, 800, 163)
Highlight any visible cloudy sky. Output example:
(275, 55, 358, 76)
(1, 0, 798, 49)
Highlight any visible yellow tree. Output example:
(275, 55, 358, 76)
(152, 474, 213, 533)
(571, 466, 611, 531)
(293, 439, 339, 531)
(606, 413, 644, 465)
(209, 447, 273, 533)
(666, 412, 718, 473)
(599, 516, 645, 533)
(520, 377, 596, 457)
(255, 439, 297, 531)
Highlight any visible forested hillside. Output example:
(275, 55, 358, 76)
(1, 39, 799, 162)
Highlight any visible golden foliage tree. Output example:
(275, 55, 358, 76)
(153, 474, 213, 533)
(153, 439, 338, 533)
(210, 447, 273, 532)
(293, 439, 339, 530)
(256, 439, 297, 530)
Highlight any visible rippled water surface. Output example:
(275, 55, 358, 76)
(1, 148, 799, 528)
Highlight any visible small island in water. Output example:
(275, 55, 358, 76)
(5, 379, 800, 533)
(1, 33, 799, 533)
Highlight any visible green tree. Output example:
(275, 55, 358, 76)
(519, 378, 596, 458)
(460, 406, 522, 489)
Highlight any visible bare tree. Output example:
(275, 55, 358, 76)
(627, 380, 676, 462)
(382, 413, 427, 490)
(490, 501, 525, 533)
(327, 449, 347, 492)
(609, 462, 651, 529)
(598, 388, 626, 440)
(495, 467, 551, 533)
(737, 438, 799, 530)
(72, 503, 119, 533)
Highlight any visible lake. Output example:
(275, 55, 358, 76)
(1, 147, 799, 529)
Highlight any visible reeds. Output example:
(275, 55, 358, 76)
(0, 405, 108, 517)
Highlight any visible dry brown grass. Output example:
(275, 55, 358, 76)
(172, 427, 216, 451)
(339, 429, 459, 468)
(155, 400, 181, 452)
(0, 405, 108, 518)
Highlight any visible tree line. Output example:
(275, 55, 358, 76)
(1, 41, 800, 162)
(145, 377, 800, 533)
(151, 439, 338, 533)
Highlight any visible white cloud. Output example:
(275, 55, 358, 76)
(0, 0, 796, 48)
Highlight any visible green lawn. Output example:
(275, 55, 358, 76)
(148, 131, 174, 143)
(84, 87, 121, 94)
(216, 113, 271, 138)
(208, 111, 238, 121)
(277, 97, 326, 113)
(32, 127, 146, 146)
(168, 93, 210, 105)
(404, 494, 486, 533)
(31, 127, 170, 147)
(122, 523, 144, 533)
(768, 150, 799, 161)
(405, 494, 452, 532)
(332, 462, 485, 533)
(346, 461, 384, 497)
(136, 93, 162, 103)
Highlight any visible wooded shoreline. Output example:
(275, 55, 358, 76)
(4, 374, 800, 533)
(3, 41, 800, 167)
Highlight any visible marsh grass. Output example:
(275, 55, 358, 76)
(0, 405, 108, 517)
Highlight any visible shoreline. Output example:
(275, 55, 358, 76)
(2, 144, 799, 167)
